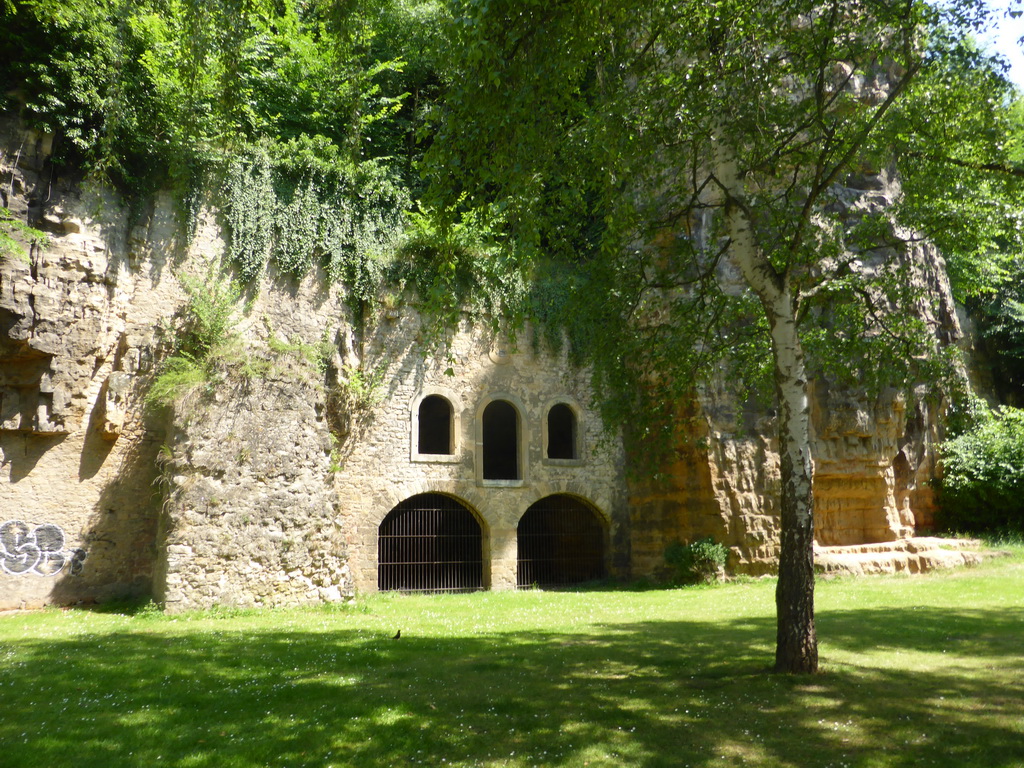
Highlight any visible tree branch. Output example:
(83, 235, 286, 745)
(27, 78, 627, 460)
(902, 151, 1024, 178)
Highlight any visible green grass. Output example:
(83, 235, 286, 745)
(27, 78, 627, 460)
(2, 550, 1023, 768)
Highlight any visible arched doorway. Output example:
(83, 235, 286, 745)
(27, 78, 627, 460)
(378, 493, 483, 592)
(517, 495, 606, 587)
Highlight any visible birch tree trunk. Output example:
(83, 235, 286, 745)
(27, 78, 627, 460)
(767, 301, 818, 674)
(716, 140, 819, 673)
(736, 253, 819, 674)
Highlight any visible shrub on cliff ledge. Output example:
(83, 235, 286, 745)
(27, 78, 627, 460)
(939, 405, 1024, 533)
(147, 269, 243, 407)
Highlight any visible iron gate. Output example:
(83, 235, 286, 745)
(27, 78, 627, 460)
(378, 493, 483, 592)
(517, 495, 605, 587)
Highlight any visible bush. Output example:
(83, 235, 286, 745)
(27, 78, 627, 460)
(938, 405, 1024, 533)
(665, 538, 728, 584)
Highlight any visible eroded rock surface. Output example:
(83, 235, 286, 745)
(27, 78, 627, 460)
(1, 113, 966, 609)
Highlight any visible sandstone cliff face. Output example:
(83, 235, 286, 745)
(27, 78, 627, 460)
(1, 113, 963, 609)
(1, 118, 180, 607)
(628, 169, 960, 578)
(0, 114, 361, 610)
(628, 382, 947, 579)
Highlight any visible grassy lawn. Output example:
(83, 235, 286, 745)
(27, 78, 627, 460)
(2, 550, 1023, 768)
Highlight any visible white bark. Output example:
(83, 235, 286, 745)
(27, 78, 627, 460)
(713, 134, 818, 672)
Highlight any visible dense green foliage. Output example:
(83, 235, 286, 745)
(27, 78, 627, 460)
(938, 403, 1024, 533)
(424, 0, 1023, 437)
(893, 36, 1024, 293)
(664, 538, 729, 585)
(1, 0, 444, 285)
(8, 0, 1020, 356)
(890, 35, 1024, 407)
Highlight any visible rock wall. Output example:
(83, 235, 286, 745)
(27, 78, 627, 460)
(1, 119, 182, 608)
(628, 384, 947, 578)
(1, 112, 962, 608)
(0, 117, 360, 611)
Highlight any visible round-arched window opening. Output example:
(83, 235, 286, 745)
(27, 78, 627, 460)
(482, 399, 520, 480)
(517, 495, 606, 587)
(378, 493, 483, 592)
(418, 395, 453, 455)
(547, 403, 578, 460)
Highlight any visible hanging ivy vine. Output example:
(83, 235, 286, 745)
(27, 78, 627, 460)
(224, 139, 408, 302)
(225, 151, 276, 281)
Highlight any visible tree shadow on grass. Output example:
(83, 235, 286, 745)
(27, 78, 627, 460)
(1, 606, 1022, 768)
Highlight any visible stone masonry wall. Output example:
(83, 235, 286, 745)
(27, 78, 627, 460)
(155, 367, 350, 611)
(154, 255, 359, 612)
(339, 311, 630, 593)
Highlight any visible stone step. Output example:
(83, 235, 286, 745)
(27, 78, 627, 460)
(813, 537, 987, 576)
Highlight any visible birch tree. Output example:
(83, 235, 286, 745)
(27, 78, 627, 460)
(425, 0, 1020, 673)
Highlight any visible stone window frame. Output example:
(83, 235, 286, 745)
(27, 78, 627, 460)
(475, 392, 529, 487)
(410, 387, 462, 464)
(542, 397, 586, 467)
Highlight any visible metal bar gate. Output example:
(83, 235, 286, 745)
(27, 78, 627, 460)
(378, 493, 483, 592)
(517, 495, 605, 588)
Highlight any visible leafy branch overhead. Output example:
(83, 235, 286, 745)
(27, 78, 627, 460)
(425, 0, 1024, 673)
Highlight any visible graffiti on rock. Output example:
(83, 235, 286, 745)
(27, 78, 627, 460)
(0, 520, 87, 577)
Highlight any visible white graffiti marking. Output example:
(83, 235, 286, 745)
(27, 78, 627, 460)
(0, 520, 87, 577)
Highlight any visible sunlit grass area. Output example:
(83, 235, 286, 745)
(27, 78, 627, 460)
(2, 548, 1023, 768)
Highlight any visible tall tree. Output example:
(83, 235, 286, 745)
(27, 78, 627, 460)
(425, 0, 1022, 672)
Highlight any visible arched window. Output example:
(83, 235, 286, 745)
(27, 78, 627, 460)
(482, 399, 520, 480)
(378, 494, 483, 592)
(547, 403, 578, 460)
(517, 495, 606, 587)
(418, 395, 453, 455)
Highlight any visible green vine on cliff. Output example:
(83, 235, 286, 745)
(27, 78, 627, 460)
(224, 139, 408, 299)
(0, 207, 49, 262)
(225, 153, 276, 282)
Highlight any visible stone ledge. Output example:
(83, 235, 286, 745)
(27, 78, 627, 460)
(814, 537, 992, 576)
